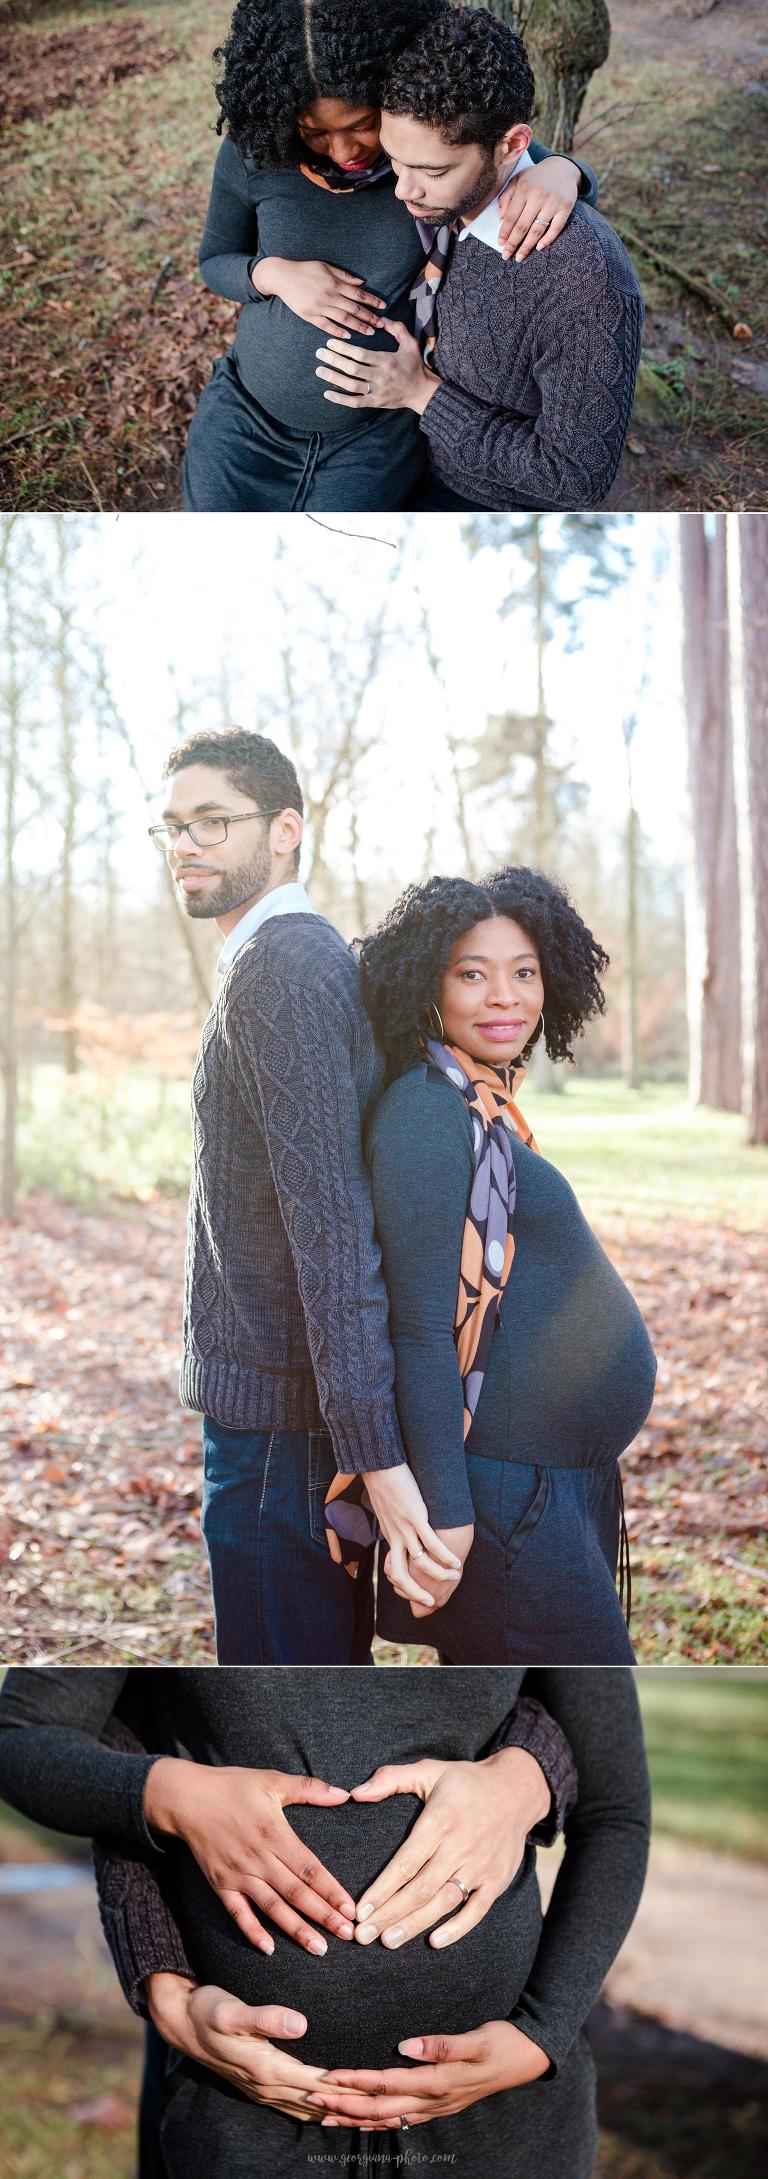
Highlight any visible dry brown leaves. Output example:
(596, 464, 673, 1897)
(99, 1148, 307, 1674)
(0, 1196, 766, 1663)
(0, 18, 180, 129)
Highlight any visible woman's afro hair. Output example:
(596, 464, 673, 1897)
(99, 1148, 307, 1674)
(358, 867, 609, 1083)
(214, 0, 450, 167)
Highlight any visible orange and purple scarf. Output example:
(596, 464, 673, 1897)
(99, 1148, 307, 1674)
(325, 1041, 540, 1574)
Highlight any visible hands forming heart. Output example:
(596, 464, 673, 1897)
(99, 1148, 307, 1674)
(143, 1743, 550, 1957)
(144, 1747, 551, 2128)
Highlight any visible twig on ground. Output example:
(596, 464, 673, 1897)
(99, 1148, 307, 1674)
(621, 227, 751, 337)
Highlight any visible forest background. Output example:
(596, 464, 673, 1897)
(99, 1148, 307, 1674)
(0, 507, 767, 1664)
(1, 0, 767, 512)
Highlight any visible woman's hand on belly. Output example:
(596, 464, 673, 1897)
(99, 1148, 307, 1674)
(143, 1762, 357, 1954)
(251, 256, 386, 338)
(311, 2020, 550, 2128)
(145, 1975, 327, 2121)
(350, 1747, 550, 1951)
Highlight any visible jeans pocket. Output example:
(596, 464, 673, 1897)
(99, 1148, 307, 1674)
(307, 1428, 337, 1545)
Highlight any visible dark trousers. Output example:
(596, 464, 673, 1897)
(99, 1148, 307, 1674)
(377, 1458, 636, 1664)
(201, 1419, 375, 1664)
(139, 2023, 169, 2179)
(183, 353, 426, 511)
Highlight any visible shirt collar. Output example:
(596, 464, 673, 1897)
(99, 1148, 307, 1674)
(217, 881, 315, 973)
(455, 147, 534, 253)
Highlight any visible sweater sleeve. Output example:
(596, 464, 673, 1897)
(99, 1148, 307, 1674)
(485, 1695, 578, 1846)
(199, 137, 264, 306)
(0, 1668, 162, 1850)
(221, 943, 406, 1476)
(367, 1070, 475, 1527)
(507, 1668, 651, 2073)
(93, 1714, 195, 2018)
(528, 138, 599, 207)
(420, 279, 643, 511)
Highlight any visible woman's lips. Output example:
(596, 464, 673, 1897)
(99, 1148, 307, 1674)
(475, 1021, 528, 1039)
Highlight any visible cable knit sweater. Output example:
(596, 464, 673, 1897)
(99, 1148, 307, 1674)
(180, 913, 405, 1474)
(420, 202, 643, 510)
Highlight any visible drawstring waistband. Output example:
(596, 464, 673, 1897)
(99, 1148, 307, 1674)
(290, 431, 322, 510)
(616, 1466, 632, 1627)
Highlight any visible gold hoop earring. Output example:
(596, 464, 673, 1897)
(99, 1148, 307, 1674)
(425, 1002, 445, 1041)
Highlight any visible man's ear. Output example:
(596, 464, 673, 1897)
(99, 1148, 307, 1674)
(498, 121, 533, 164)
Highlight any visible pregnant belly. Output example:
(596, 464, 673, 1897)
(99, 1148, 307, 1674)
(175, 1797, 542, 2070)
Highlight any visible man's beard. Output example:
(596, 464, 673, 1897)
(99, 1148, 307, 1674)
(178, 838, 273, 919)
(415, 150, 500, 228)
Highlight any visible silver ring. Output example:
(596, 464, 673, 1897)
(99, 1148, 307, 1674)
(409, 1547, 425, 1561)
(534, 215, 550, 228)
(365, 381, 371, 392)
(400, 2116, 410, 2131)
(448, 1874, 471, 1902)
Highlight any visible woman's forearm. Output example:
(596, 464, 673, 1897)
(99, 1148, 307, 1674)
(0, 1668, 158, 1849)
(508, 1668, 651, 2070)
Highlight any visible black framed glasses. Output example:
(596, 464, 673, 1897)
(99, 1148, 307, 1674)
(148, 809, 283, 852)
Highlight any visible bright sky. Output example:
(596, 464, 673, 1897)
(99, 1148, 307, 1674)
(20, 511, 688, 895)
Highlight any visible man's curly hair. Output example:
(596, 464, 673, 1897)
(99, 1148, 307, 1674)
(214, 0, 450, 167)
(382, 5, 535, 152)
(358, 868, 608, 1083)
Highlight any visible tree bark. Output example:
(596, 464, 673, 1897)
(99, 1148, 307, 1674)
(729, 514, 768, 1144)
(0, 523, 22, 1220)
(51, 519, 79, 1075)
(480, 0, 611, 151)
(679, 513, 742, 1110)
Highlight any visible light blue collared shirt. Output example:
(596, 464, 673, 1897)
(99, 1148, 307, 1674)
(455, 147, 534, 255)
(217, 880, 316, 974)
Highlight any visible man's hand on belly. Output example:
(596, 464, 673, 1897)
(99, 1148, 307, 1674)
(310, 2020, 551, 2127)
(145, 1976, 329, 2121)
(315, 320, 441, 412)
(347, 1748, 550, 1951)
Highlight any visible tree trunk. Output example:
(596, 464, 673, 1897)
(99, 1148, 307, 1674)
(729, 514, 768, 1144)
(51, 520, 79, 1075)
(480, 0, 611, 151)
(679, 513, 742, 1110)
(0, 528, 21, 1220)
(624, 792, 641, 1091)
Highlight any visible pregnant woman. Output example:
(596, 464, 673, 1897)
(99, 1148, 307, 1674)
(184, 0, 597, 511)
(0, 1667, 650, 2173)
(354, 867, 658, 1664)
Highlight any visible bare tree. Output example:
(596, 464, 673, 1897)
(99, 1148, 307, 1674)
(728, 514, 768, 1145)
(679, 514, 742, 1111)
(0, 520, 24, 1218)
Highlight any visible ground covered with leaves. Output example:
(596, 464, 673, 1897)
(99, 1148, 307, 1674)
(0, 0, 766, 510)
(1, 1109, 765, 1663)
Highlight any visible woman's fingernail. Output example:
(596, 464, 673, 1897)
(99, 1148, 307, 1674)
(260, 1937, 275, 1954)
(398, 2038, 423, 2057)
(381, 1926, 405, 1947)
(307, 1936, 327, 1955)
(283, 2011, 307, 2032)
(337, 1921, 355, 1938)
(357, 1923, 378, 1944)
(430, 1929, 450, 1947)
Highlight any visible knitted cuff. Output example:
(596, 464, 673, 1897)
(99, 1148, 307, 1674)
(486, 1696, 578, 1844)
(92, 1840, 195, 2019)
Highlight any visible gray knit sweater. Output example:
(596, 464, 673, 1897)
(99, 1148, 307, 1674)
(180, 913, 405, 1474)
(420, 202, 643, 509)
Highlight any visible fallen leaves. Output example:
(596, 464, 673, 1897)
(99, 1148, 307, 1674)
(0, 1196, 766, 1664)
(0, 19, 180, 129)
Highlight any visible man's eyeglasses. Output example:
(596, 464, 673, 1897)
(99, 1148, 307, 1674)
(148, 809, 283, 852)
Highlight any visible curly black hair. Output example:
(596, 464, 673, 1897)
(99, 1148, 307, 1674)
(358, 867, 609, 1082)
(381, 4, 535, 152)
(214, 0, 450, 167)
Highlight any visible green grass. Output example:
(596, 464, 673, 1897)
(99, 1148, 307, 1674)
(637, 1673, 768, 1862)
(0, 2026, 140, 2179)
(16, 1066, 768, 1225)
(522, 1078, 767, 1229)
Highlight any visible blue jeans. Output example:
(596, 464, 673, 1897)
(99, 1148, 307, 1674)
(201, 1419, 375, 1664)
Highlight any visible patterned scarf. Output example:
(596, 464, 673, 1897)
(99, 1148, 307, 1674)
(410, 218, 458, 361)
(324, 1039, 539, 1575)
(299, 149, 392, 193)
